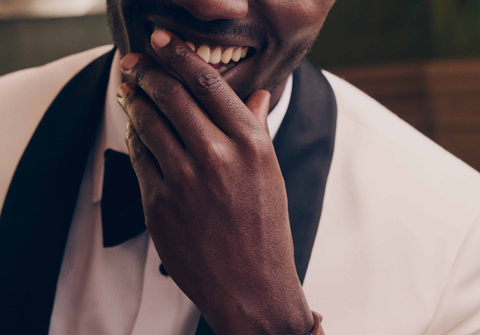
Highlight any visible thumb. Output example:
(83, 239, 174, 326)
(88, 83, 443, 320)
(246, 89, 271, 134)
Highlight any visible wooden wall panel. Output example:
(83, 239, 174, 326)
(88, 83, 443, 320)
(332, 59, 480, 171)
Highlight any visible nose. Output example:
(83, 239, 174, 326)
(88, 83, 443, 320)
(172, 0, 249, 21)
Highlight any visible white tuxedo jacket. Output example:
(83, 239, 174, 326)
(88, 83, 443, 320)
(1, 46, 480, 335)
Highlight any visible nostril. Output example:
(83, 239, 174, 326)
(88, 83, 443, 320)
(173, 0, 248, 21)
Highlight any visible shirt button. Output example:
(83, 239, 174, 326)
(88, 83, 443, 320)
(159, 263, 169, 277)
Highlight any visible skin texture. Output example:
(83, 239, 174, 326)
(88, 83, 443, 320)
(110, 1, 336, 334)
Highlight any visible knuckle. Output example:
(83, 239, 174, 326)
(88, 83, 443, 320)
(176, 164, 196, 183)
(143, 187, 171, 219)
(196, 72, 224, 96)
(149, 187, 169, 208)
(241, 132, 272, 160)
(134, 111, 157, 139)
(169, 163, 197, 192)
(168, 45, 192, 68)
(152, 80, 184, 104)
(122, 88, 138, 111)
(129, 143, 146, 166)
(134, 63, 155, 86)
(198, 142, 235, 174)
(203, 141, 230, 162)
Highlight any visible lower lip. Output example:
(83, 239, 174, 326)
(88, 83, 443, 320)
(219, 55, 254, 83)
(215, 60, 239, 74)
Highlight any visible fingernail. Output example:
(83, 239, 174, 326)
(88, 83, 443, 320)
(152, 30, 171, 49)
(121, 54, 140, 71)
(126, 120, 132, 130)
(117, 82, 133, 98)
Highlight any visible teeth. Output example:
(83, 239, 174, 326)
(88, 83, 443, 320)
(186, 41, 249, 65)
(241, 47, 248, 59)
(210, 47, 222, 64)
(186, 41, 196, 52)
(196, 45, 211, 63)
(221, 47, 234, 64)
(231, 48, 242, 62)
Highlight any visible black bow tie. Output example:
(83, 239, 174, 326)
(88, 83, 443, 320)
(101, 149, 147, 247)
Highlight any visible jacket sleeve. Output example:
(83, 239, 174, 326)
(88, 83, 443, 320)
(423, 211, 480, 335)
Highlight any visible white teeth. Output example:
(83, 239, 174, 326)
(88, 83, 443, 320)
(241, 47, 248, 59)
(221, 47, 234, 64)
(196, 45, 210, 63)
(231, 47, 242, 62)
(186, 41, 196, 52)
(210, 47, 222, 64)
(186, 41, 249, 65)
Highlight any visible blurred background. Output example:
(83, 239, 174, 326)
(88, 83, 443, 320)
(1, 0, 479, 170)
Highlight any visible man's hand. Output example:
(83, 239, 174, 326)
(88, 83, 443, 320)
(117, 30, 313, 335)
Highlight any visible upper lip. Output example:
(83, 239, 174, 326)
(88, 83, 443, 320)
(147, 16, 259, 50)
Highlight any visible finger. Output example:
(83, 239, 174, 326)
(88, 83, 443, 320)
(118, 82, 187, 177)
(245, 90, 271, 134)
(151, 30, 261, 139)
(120, 53, 225, 152)
(125, 120, 165, 198)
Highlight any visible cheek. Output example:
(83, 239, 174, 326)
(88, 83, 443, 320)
(267, 0, 331, 42)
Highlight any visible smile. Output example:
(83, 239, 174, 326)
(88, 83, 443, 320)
(150, 22, 255, 75)
(184, 42, 250, 74)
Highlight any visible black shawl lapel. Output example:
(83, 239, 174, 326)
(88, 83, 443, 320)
(195, 59, 337, 334)
(274, 59, 337, 284)
(0, 48, 115, 334)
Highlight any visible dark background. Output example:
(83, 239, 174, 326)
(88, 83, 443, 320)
(3, 1, 480, 75)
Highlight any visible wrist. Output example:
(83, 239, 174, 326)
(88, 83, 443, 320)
(204, 279, 313, 335)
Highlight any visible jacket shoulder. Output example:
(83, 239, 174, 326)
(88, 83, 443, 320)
(323, 70, 480, 184)
(0, 45, 114, 113)
(322, 70, 480, 232)
(0, 45, 114, 209)
(304, 71, 480, 334)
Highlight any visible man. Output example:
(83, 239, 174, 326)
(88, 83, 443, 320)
(1, 0, 479, 334)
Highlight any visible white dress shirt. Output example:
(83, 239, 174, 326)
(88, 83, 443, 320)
(48, 50, 293, 335)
